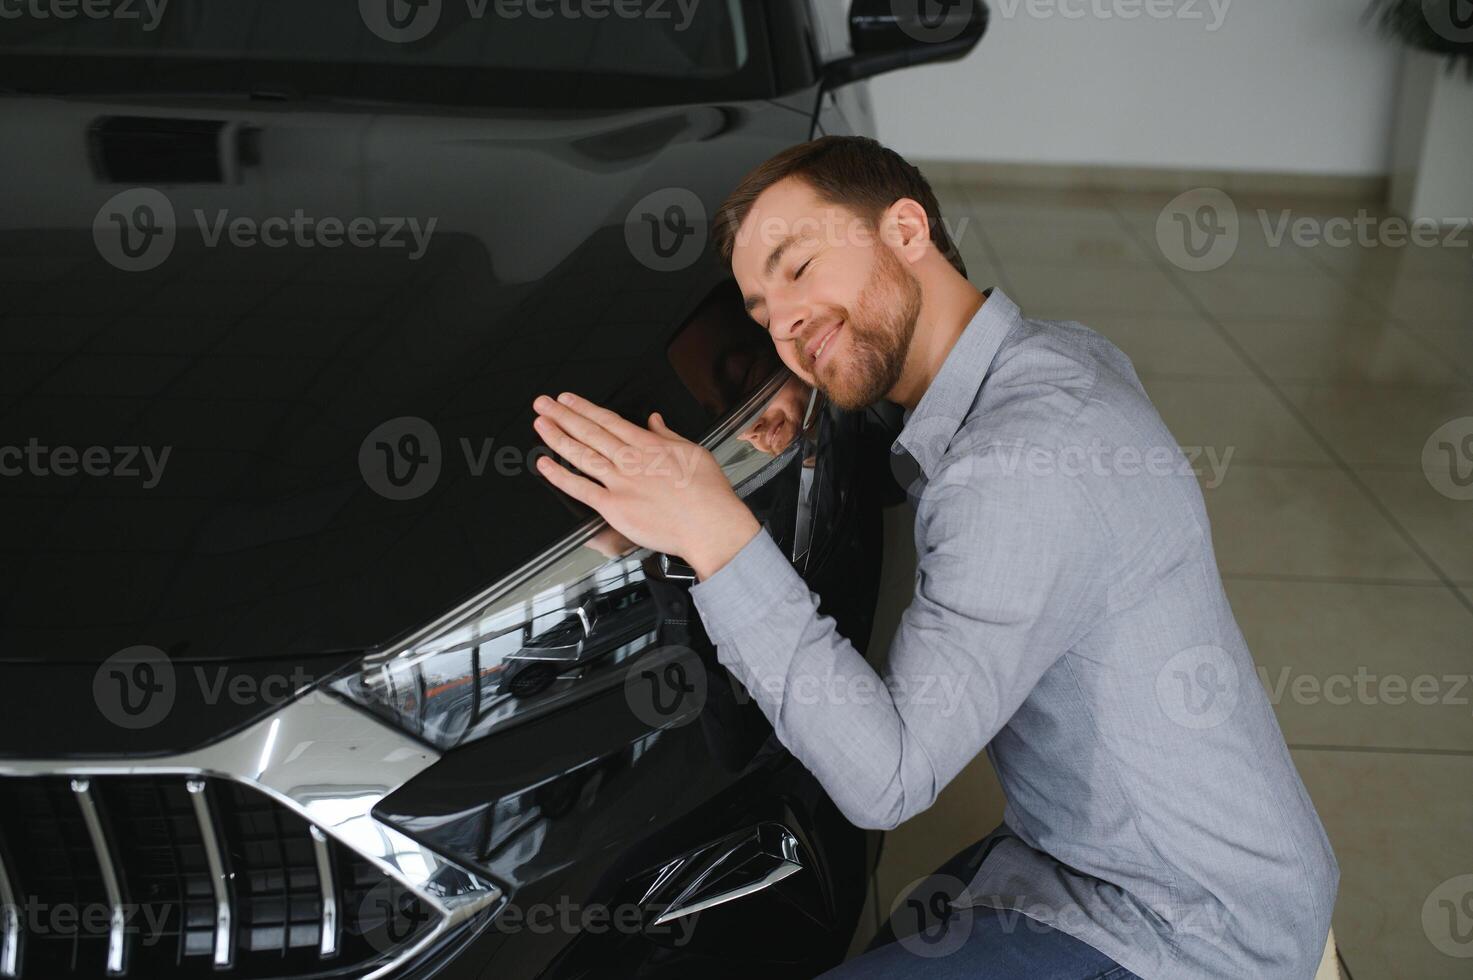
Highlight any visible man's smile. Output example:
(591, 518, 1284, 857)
(807, 319, 843, 370)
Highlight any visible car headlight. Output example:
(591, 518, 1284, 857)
(330, 371, 823, 750)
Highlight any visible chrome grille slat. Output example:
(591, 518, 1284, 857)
(69, 779, 127, 977)
(307, 827, 338, 959)
(1, 773, 459, 978)
(185, 779, 233, 970)
(0, 843, 19, 978)
(1, 692, 498, 979)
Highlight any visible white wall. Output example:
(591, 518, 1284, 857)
(864, 0, 1404, 176)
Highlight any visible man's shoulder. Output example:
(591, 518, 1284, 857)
(958, 313, 1150, 452)
(938, 310, 1207, 536)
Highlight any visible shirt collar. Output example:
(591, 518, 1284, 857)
(891, 286, 1020, 479)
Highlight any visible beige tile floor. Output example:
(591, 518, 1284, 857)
(849, 183, 1473, 978)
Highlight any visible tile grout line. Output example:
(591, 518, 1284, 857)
(948, 182, 1021, 299)
(1287, 743, 1473, 758)
(1298, 237, 1473, 390)
(1220, 571, 1469, 588)
(1093, 192, 1473, 620)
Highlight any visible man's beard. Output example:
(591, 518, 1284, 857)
(809, 243, 922, 411)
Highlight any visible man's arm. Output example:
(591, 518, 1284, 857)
(690, 448, 1107, 830)
(526, 392, 1106, 831)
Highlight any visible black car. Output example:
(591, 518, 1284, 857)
(0, 3, 985, 977)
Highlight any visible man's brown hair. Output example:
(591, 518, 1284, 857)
(712, 135, 967, 279)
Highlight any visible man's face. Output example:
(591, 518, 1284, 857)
(730, 177, 922, 411)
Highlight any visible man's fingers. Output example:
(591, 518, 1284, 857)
(533, 416, 616, 480)
(556, 392, 661, 446)
(535, 396, 629, 460)
(535, 455, 612, 510)
(648, 411, 684, 441)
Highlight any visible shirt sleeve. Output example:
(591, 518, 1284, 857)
(688, 444, 1107, 830)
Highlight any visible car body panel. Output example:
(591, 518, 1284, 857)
(0, 0, 993, 974)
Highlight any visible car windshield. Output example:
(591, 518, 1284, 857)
(0, 0, 770, 107)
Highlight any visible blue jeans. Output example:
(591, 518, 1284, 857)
(821, 833, 1140, 980)
(820, 905, 1137, 979)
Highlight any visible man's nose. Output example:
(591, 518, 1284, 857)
(769, 307, 807, 344)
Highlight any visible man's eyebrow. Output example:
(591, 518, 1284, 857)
(763, 233, 799, 278)
(741, 233, 801, 314)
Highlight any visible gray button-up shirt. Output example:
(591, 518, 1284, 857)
(689, 288, 1338, 979)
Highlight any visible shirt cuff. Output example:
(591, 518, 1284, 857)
(687, 525, 805, 645)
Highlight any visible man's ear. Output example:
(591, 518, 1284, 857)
(881, 197, 932, 263)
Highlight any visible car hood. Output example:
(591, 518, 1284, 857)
(0, 94, 808, 667)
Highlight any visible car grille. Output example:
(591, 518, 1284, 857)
(0, 774, 438, 979)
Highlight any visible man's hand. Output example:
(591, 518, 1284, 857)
(531, 392, 761, 580)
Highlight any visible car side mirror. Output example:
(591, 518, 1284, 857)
(823, 0, 989, 89)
